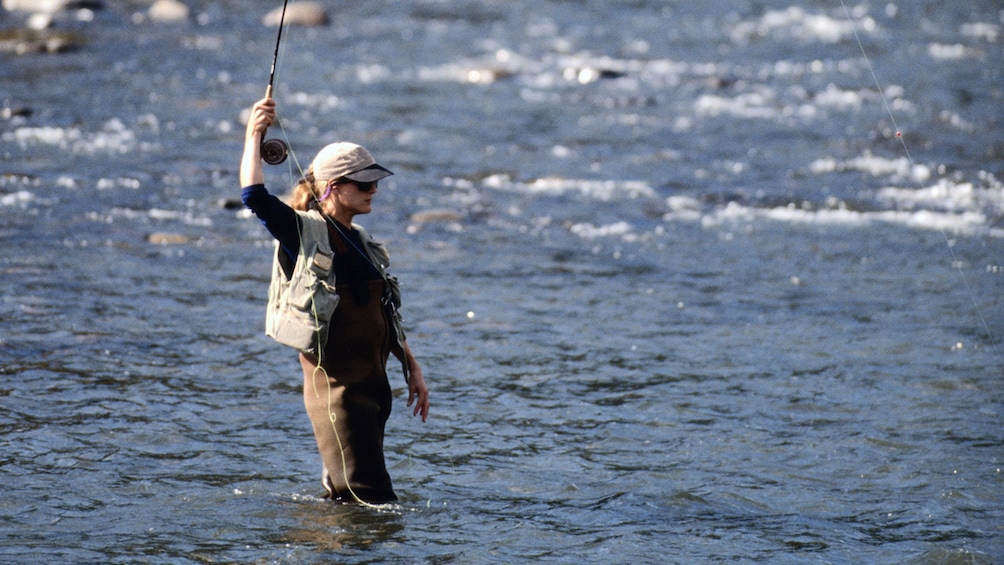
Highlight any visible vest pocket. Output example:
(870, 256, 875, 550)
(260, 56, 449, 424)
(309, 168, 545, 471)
(267, 241, 341, 355)
(272, 306, 326, 355)
(271, 283, 340, 356)
(308, 281, 340, 324)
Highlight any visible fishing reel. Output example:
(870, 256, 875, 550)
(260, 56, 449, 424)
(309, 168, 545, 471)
(261, 137, 288, 165)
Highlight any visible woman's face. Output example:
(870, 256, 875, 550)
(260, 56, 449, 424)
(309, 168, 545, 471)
(320, 179, 377, 218)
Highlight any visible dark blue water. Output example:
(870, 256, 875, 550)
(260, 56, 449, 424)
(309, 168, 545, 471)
(1, 1, 1002, 563)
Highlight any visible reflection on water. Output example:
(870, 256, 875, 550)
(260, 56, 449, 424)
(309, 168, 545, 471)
(281, 498, 407, 555)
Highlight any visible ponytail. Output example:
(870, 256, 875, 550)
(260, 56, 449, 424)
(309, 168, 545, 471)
(290, 169, 318, 211)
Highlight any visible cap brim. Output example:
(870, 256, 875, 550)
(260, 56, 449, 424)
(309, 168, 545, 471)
(345, 164, 393, 183)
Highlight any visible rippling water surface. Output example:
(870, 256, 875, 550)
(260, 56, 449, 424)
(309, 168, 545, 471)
(1, 1, 1002, 563)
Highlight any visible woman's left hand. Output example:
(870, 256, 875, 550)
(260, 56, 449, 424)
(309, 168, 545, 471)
(406, 357, 430, 422)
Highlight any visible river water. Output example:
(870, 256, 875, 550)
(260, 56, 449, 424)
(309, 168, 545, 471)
(1, 1, 1002, 563)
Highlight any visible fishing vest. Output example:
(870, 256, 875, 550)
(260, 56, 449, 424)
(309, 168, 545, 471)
(264, 209, 408, 379)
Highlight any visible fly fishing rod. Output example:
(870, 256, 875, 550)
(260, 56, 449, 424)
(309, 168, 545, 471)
(261, 0, 290, 165)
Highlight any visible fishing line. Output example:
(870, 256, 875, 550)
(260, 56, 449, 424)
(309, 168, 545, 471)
(308, 306, 386, 509)
(836, 0, 1003, 367)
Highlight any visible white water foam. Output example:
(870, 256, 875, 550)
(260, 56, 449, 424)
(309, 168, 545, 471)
(661, 173, 1003, 237)
(729, 6, 873, 45)
(0, 190, 34, 207)
(85, 206, 213, 227)
(482, 174, 654, 201)
(878, 174, 1004, 217)
(569, 221, 634, 240)
(928, 43, 974, 61)
(694, 83, 907, 123)
(2, 118, 153, 155)
(693, 200, 990, 235)
(810, 151, 932, 183)
(960, 22, 1000, 43)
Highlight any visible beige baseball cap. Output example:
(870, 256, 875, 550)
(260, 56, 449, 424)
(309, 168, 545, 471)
(311, 142, 393, 183)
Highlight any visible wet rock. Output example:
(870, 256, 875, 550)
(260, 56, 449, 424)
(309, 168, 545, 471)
(406, 209, 465, 234)
(2, 0, 104, 14)
(40, 35, 77, 53)
(410, 209, 463, 223)
(217, 198, 244, 211)
(465, 68, 516, 84)
(263, 2, 328, 27)
(564, 66, 626, 84)
(26, 12, 53, 30)
(0, 28, 84, 54)
(705, 76, 738, 90)
(147, 232, 193, 245)
(1, 106, 32, 119)
(148, 0, 189, 23)
(3, 0, 60, 12)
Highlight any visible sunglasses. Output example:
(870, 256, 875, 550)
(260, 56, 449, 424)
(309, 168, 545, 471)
(320, 180, 377, 201)
(351, 181, 377, 193)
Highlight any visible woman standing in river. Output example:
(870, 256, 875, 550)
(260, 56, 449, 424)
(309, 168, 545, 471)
(239, 96, 429, 504)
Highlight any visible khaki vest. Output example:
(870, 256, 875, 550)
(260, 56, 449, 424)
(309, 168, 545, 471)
(264, 210, 409, 380)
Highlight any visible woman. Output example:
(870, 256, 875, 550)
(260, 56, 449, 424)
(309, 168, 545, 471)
(239, 96, 430, 504)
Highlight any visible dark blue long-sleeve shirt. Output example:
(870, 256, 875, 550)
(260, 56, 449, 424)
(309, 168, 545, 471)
(242, 183, 299, 263)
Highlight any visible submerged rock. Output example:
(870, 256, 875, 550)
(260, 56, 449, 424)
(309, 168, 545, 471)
(217, 198, 244, 211)
(1, 106, 32, 119)
(0, 28, 83, 54)
(26, 12, 53, 30)
(148, 0, 189, 23)
(147, 232, 193, 245)
(263, 2, 328, 27)
(2, 0, 104, 14)
(563, 66, 626, 84)
(410, 209, 463, 224)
